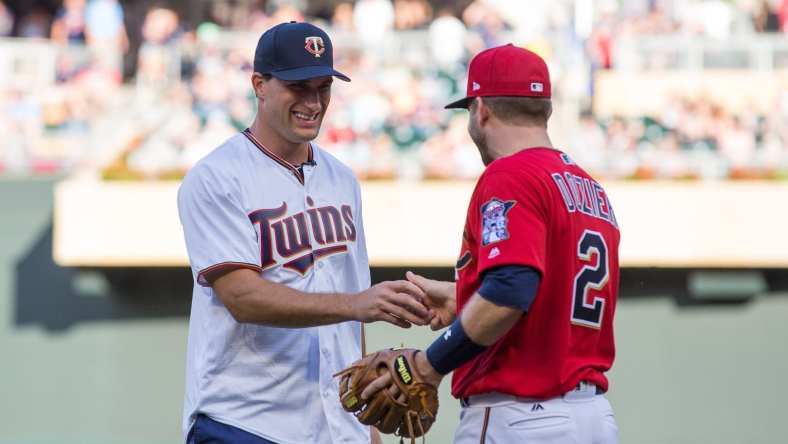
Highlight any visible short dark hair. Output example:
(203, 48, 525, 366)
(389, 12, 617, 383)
(476, 96, 552, 126)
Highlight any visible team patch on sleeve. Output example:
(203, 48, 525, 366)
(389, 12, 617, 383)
(480, 198, 516, 246)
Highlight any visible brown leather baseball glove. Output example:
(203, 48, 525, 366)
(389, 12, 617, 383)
(334, 348, 439, 443)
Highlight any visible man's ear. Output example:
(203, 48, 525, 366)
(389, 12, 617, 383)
(251, 73, 268, 100)
(476, 97, 491, 127)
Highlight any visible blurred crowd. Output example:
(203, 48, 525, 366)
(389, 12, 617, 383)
(586, 0, 788, 70)
(572, 99, 788, 180)
(0, 0, 787, 180)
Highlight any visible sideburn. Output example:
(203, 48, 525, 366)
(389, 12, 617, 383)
(468, 116, 492, 166)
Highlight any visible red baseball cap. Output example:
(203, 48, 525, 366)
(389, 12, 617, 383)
(445, 44, 551, 109)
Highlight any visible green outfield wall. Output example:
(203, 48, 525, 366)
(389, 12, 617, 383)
(1, 179, 786, 444)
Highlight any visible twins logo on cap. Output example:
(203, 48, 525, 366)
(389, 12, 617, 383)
(254, 22, 351, 81)
(305, 36, 325, 57)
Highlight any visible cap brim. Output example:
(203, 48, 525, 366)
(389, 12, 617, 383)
(444, 96, 473, 109)
(270, 65, 351, 82)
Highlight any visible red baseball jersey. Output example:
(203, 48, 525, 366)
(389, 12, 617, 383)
(452, 147, 620, 400)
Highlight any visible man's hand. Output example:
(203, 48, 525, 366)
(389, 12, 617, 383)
(360, 350, 443, 401)
(412, 350, 443, 387)
(353, 280, 430, 328)
(336, 349, 440, 438)
(406, 271, 456, 330)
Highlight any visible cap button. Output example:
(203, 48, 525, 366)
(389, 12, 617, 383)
(289, 20, 296, 23)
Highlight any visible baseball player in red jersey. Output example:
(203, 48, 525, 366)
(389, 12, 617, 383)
(360, 44, 620, 443)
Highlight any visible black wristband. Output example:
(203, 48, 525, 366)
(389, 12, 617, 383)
(425, 318, 487, 375)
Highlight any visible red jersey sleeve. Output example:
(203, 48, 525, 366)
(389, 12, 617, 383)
(472, 170, 548, 276)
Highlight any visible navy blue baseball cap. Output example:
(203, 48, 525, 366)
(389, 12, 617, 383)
(254, 21, 350, 82)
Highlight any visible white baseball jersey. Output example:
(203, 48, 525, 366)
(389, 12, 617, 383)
(178, 129, 371, 444)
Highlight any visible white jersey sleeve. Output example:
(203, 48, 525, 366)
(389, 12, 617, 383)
(177, 163, 261, 286)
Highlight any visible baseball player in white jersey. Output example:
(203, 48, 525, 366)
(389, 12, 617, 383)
(178, 22, 430, 444)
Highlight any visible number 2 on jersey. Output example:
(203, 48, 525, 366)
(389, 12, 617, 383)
(571, 230, 609, 329)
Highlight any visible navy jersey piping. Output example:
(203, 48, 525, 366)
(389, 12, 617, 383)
(242, 128, 314, 185)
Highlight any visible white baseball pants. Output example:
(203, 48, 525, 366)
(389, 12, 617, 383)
(453, 383, 618, 444)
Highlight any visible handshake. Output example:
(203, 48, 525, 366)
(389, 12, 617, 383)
(336, 271, 457, 443)
(350, 271, 456, 331)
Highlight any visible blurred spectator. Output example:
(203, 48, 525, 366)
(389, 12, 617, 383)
(637, 5, 679, 35)
(85, 0, 129, 53)
(331, 2, 355, 31)
(719, 115, 758, 172)
(462, 0, 507, 48)
(242, 0, 271, 33)
(587, 13, 614, 70)
(136, 6, 181, 88)
(752, 0, 781, 32)
(83, 3, 124, 87)
(353, 0, 395, 49)
(428, 9, 467, 68)
(393, 0, 432, 30)
(693, 1, 736, 38)
(756, 112, 788, 171)
(0, 1, 13, 37)
(268, 3, 305, 24)
(780, 0, 788, 31)
(51, 0, 87, 44)
(17, 5, 51, 38)
(0, 88, 40, 173)
(141, 6, 180, 45)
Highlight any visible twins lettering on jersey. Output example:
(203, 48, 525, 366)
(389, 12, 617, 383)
(248, 200, 356, 275)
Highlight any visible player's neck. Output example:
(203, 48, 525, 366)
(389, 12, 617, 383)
(487, 125, 553, 160)
(248, 120, 310, 166)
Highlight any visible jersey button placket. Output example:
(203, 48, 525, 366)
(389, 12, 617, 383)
(305, 194, 319, 274)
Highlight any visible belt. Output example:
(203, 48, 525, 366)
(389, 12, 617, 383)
(566, 381, 604, 399)
(460, 382, 604, 407)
